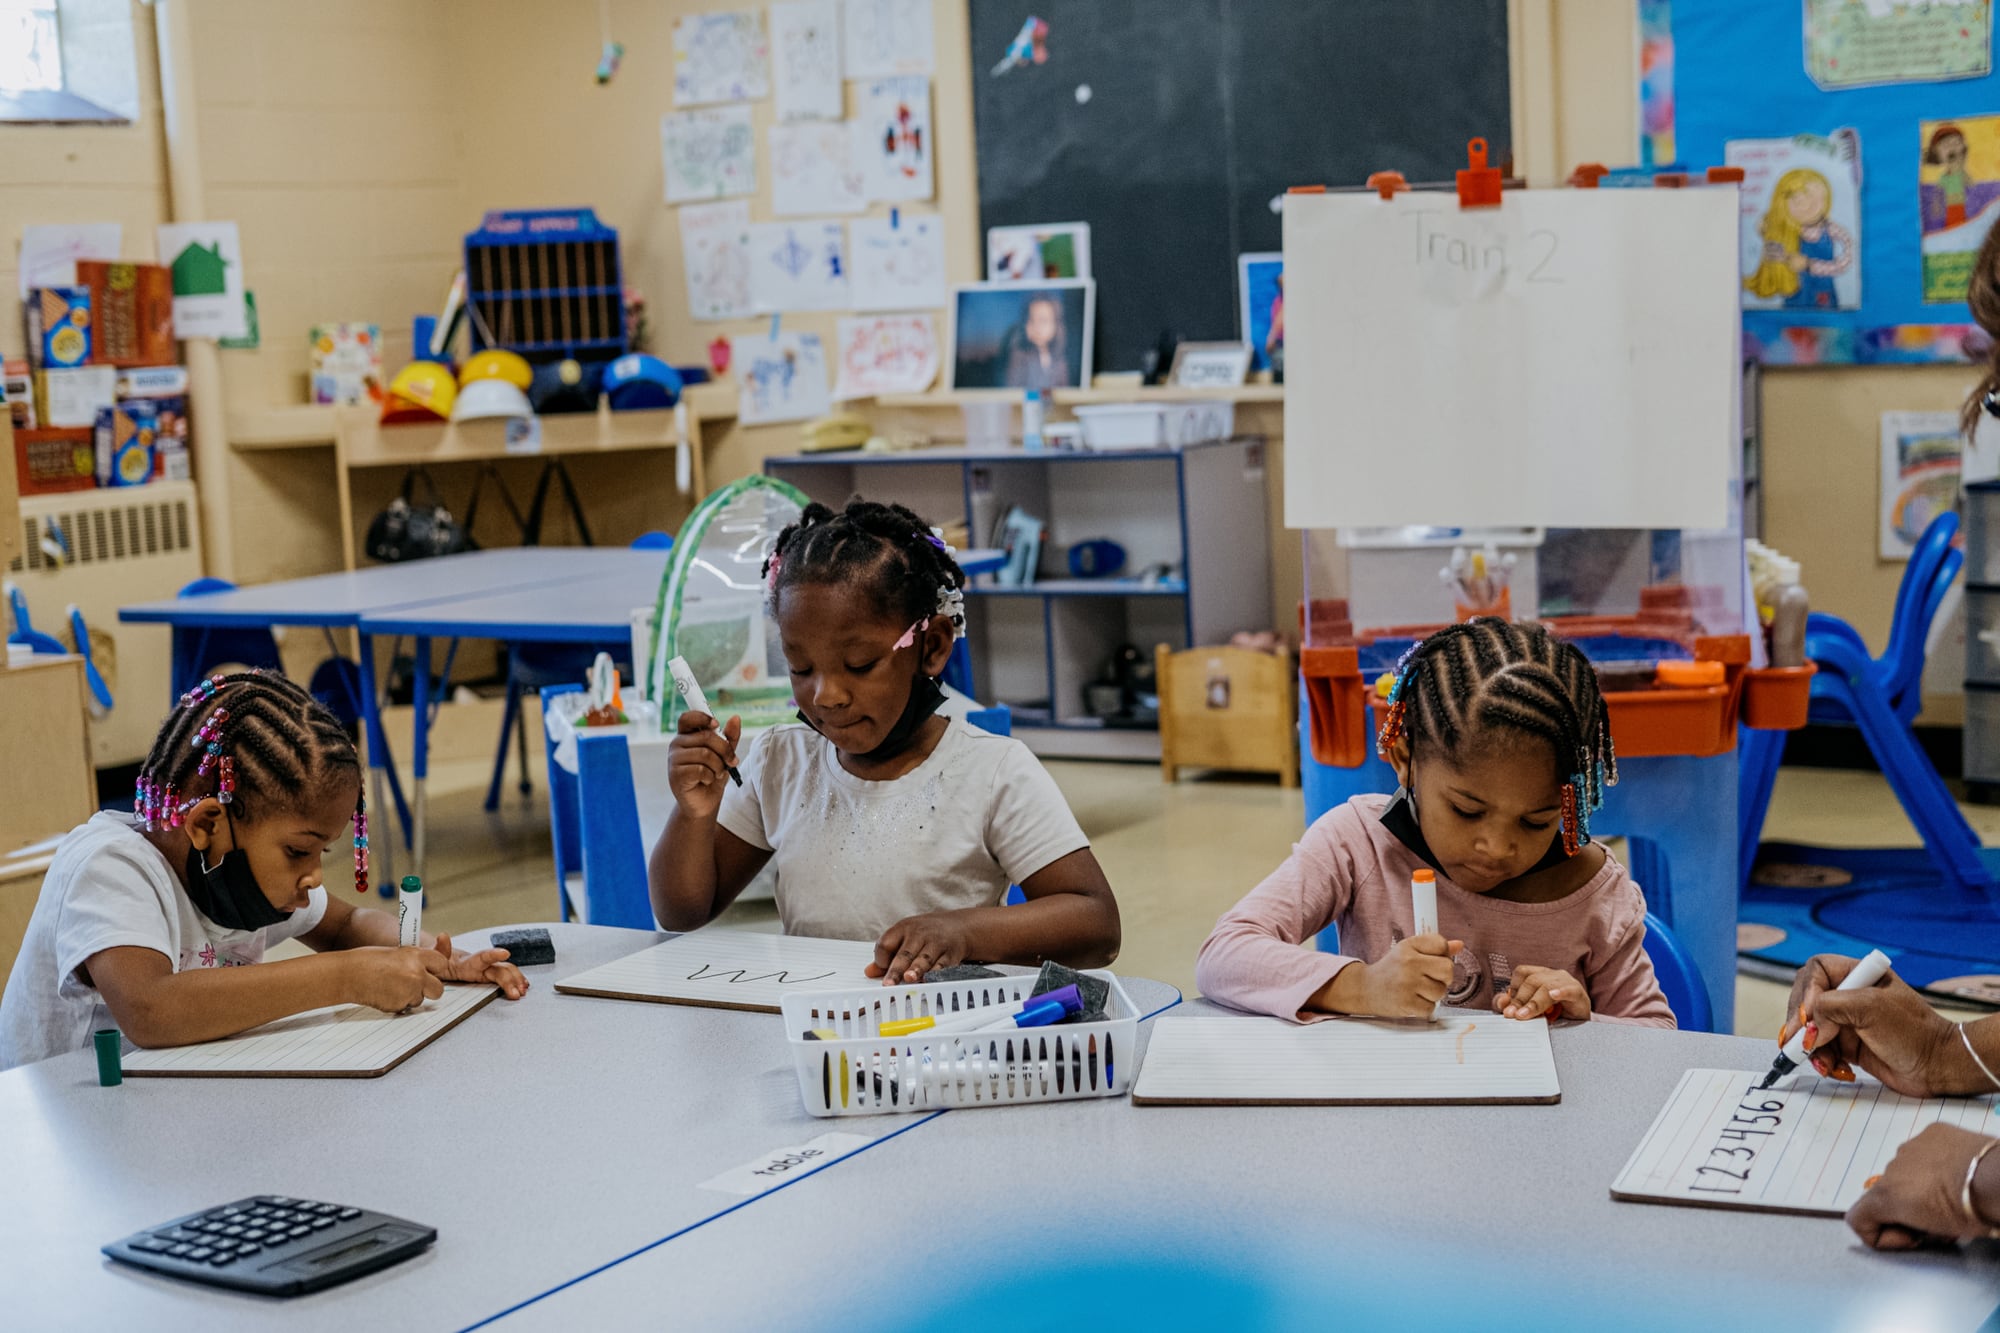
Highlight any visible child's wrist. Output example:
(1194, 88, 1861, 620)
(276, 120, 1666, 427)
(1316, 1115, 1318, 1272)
(1311, 961, 1366, 1015)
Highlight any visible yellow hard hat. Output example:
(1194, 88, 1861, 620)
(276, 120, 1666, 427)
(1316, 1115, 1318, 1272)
(381, 361, 457, 423)
(459, 349, 533, 390)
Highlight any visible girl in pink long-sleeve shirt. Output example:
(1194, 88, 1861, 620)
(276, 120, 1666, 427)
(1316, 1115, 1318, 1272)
(1198, 619, 1674, 1028)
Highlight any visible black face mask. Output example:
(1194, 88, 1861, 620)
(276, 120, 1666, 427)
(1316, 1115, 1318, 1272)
(1381, 766, 1570, 881)
(797, 668, 946, 766)
(183, 810, 293, 932)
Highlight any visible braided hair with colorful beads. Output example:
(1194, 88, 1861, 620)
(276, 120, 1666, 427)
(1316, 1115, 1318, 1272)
(133, 670, 371, 893)
(1375, 617, 1618, 856)
(762, 499, 967, 639)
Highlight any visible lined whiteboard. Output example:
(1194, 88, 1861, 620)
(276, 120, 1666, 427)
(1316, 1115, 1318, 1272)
(124, 985, 498, 1079)
(554, 928, 878, 1013)
(1131, 1011, 1559, 1105)
(1612, 1068, 2000, 1216)
(1282, 188, 1737, 530)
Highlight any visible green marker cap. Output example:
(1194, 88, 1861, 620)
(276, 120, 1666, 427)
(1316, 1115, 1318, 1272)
(400, 876, 422, 892)
(94, 1028, 122, 1087)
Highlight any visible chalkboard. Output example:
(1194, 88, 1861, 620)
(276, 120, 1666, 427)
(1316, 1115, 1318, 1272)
(970, 0, 1512, 373)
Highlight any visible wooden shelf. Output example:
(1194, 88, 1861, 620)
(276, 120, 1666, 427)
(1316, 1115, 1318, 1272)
(873, 384, 1284, 409)
(337, 404, 683, 468)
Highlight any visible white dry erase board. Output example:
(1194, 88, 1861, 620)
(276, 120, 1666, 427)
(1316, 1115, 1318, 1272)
(1131, 1010, 1559, 1106)
(1281, 188, 1738, 530)
(554, 928, 878, 1013)
(122, 985, 498, 1079)
(1611, 1067, 2000, 1217)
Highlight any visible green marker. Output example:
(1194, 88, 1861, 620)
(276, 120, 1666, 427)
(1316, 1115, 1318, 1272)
(397, 875, 423, 949)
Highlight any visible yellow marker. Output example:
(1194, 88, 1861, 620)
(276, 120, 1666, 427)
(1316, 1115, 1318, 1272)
(839, 1051, 850, 1109)
(879, 1016, 934, 1038)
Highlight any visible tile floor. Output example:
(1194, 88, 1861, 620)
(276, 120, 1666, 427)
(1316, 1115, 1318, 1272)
(332, 703, 1990, 1038)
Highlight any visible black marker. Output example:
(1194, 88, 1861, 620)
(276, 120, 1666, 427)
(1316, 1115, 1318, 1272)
(1758, 948, 1892, 1090)
(669, 655, 743, 786)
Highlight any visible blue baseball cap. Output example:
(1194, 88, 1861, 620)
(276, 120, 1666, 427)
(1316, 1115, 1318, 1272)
(602, 353, 681, 410)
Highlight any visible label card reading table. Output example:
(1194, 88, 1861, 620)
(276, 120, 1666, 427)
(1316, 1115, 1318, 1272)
(553, 928, 879, 1013)
(1611, 1068, 2000, 1216)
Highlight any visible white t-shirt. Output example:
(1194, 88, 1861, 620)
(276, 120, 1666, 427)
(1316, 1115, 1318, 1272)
(716, 717, 1090, 941)
(0, 811, 328, 1070)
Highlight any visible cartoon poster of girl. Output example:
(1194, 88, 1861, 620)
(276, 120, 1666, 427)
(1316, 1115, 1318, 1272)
(1920, 114, 2000, 302)
(1726, 130, 1864, 312)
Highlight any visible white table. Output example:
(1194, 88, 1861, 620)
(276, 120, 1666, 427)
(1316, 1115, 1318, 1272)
(0, 924, 1180, 1330)
(490, 1000, 2000, 1332)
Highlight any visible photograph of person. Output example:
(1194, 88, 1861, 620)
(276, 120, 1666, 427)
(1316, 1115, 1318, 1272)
(949, 280, 1094, 390)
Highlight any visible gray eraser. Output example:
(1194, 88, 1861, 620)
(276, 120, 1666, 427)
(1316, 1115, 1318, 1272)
(925, 963, 1005, 983)
(1033, 961, 1109, 1020)
(491, 928, 555, 966)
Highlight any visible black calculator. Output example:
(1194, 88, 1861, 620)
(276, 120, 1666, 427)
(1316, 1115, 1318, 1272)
(103, 1196, 435, 1296)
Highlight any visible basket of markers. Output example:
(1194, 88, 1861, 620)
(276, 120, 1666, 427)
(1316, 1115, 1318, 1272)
(781, 963, 1139, 1117)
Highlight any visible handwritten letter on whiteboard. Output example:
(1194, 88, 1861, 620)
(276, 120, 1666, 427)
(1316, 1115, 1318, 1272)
(1281, 190, 1738, 530)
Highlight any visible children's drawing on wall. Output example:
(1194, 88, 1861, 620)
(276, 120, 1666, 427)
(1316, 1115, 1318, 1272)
(662, 107, 756, 203)
(1237, 252, 1284, 373)
(949, 280, 1094, 390)
(858, 76, 932, 201)
(833, 314, 939, 398)
(849, 214, 947, 310)
(986, 222, 1092, 281)
(843, 0, 934, 78)
(1726, 130, 1862, 311)
(771, 0, 843, 122)
(747, 221, 849, 312)
(734, 331, 832, 424)
(1805, 0, 1991, 89)
(673, 10, 771, 106)
(678, 200, 753, 321)
(1879, 411, 1965, 560)
(1637, 0, 1674, 168)
(769, 122, 867, 216)
(1921, 114, 2000, 302)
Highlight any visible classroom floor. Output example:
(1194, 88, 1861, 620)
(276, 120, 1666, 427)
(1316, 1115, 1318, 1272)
(335, 703, 1993, 1038)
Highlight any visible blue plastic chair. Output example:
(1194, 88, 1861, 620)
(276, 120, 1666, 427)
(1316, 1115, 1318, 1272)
(5, 584, 66, 656)
(169, 577, 285, 700)
(540, 683, 586, 920)
(64, 605, 113, 713)
(1736, 511, 1990, 894)
(486, 533, 675, 812)
(1642, 910, 1713, 1033)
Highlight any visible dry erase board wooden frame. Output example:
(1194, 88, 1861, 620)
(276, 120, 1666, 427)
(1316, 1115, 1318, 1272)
(553, 930, 879, 1014)
(123, 986, 500, 1080)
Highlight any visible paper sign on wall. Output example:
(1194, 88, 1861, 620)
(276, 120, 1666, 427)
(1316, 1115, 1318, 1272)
(1880, 411, 1963, 560)
(857, 75, 932, 202)
(848, 214, 946, 310)
(771, 0, 844, 122)
(673, 10, 771, 105)
(679, 199, 754, 321)
(1281, 189, 1735, 530)
(734, 330, 832, 424)
(663, 106, 757, 203)
(843, 0, 933, 77)
(17, 223, 119, 301)
(1726, 129, 1863, 312)
(834, 314, 939, 398)
(770, 122, 867, 216)
(155, 221, 247, 340)
(748, 220, 849, 312)
(1919, 112, 2000, 303)
(1804, 0, 1991, 89)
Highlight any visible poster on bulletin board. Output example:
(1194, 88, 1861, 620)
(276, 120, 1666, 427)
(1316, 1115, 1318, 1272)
(1665, 0, 2000, 363)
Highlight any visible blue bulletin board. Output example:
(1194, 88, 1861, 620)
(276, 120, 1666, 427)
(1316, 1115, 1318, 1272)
(1667, 0, 1998, 363)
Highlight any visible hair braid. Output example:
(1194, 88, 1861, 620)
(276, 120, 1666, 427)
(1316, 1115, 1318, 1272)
(764, 497, 966, 638)
(1376, 617, 1618, 851)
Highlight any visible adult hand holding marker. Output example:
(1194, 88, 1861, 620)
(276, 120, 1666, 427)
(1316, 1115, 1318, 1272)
(667, 655, 743, 816)
(1762, 948, 1893, 1090)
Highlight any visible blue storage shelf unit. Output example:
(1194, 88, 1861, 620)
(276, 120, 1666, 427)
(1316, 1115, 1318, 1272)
(464, 208, 626, 361)
(766, 439, 1271, 760)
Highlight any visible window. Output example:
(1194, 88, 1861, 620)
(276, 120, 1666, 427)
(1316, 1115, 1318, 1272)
(0, 0, 137, 124)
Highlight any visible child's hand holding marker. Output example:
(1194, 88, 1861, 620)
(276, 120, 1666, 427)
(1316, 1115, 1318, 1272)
(1316, 933, 1462, 1019)
(1496, 964, 1590, 1022)
(667, 709, 744, 820)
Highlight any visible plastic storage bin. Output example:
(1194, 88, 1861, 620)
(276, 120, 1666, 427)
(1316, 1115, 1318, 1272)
(781, 972, 1138, 1116)
(1072, 402, 1234, 451)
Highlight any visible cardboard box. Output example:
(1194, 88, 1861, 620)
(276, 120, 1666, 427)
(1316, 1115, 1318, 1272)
(115, 365, 188, 398)
(24, 286, 92, 369)
(310, 323, 383, 405)
(14, 427, 96, 495)
(77, 261, 174, 367)
(94, 402, 156, 487)
(131, 395, 190, 481)
(34, 365, 117, 428)
(2, 359, 34, 431)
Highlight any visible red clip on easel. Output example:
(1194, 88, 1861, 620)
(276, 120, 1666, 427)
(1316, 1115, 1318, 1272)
(1456, 138, 1502, 208)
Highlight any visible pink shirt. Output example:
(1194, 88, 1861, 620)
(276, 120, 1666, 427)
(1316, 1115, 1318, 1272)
(1195, 795, 1675, 1027)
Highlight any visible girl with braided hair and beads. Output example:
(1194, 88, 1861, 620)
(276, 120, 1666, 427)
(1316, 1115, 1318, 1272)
(0, 671, 526, 1069)
(650, 498, 1120, 986)
(1197, 618, 1673, 1027)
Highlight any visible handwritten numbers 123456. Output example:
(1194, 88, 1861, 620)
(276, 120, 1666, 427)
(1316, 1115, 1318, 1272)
(1689, 1088, 1789, 1195)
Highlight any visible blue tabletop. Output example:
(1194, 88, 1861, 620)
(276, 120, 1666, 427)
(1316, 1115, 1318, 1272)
(359, 550, 672, 641)
(118, 548, 654, 630)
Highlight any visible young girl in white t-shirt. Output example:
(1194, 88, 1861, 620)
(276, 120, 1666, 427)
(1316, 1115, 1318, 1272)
(650, 499, 1121, 984)
(0, 671, 527, 1069)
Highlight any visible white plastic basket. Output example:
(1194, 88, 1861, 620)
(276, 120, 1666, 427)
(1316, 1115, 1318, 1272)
(1072, 402, 1235, 451)
(781, 972, 1138, 1116)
